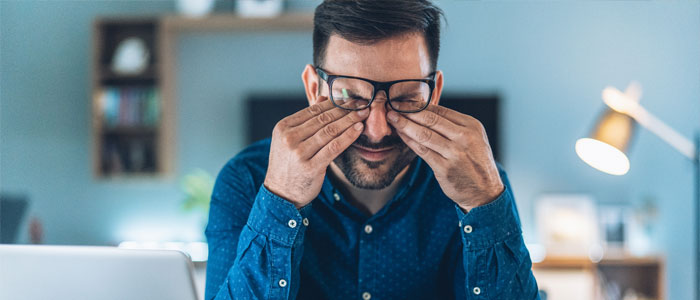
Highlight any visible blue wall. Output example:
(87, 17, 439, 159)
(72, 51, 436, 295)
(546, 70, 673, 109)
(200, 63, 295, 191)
(1, 1, 698, 299)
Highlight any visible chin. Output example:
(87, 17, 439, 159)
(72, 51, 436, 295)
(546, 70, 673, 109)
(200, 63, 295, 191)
(334, 146, 416, 190)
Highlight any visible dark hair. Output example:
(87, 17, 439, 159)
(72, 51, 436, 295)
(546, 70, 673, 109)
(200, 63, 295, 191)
(313, 0, 445, 71)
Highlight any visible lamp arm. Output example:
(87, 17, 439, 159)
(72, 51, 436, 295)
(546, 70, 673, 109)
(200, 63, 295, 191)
(626, 104, 697, 161)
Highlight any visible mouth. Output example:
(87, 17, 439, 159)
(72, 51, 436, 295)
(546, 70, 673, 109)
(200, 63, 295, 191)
(351, 145, 395, 161)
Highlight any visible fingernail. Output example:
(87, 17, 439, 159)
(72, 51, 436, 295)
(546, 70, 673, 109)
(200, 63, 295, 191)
(387, 111, 399, 122)
(354, 122, 364, 130)
(358, 109, 369, 117)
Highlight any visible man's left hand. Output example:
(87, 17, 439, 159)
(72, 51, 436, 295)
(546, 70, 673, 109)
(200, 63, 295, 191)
(387, 105, 504, 212)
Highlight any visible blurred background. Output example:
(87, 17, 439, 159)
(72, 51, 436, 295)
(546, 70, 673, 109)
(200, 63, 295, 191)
(1, 1, 698, 299)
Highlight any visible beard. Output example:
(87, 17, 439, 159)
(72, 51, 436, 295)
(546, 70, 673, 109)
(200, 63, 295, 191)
(333, 133, 416, 190)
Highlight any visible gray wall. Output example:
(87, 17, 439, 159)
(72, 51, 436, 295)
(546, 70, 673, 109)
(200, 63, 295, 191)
(1, 1, 698, 299)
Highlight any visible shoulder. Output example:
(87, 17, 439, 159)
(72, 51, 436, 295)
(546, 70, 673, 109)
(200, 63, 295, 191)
(216, 138, 271, 191)
(227, 138, 271, 167)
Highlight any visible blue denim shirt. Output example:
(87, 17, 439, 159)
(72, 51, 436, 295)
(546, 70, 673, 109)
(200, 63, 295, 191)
(205, 139, 539, 300)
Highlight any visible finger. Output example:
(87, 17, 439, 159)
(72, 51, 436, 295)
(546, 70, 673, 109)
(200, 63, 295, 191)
(395, 109, 463, 141)
(422, 105, 470, 127)
(282, 97, 336, 127)
(311, 122, 364, 166)
(387, 111, 452, 158)
(396, 130, 446, 167)
(294, 106, 362, 140)
(423, 105, 488, 137)
(299, 108, 370, 158)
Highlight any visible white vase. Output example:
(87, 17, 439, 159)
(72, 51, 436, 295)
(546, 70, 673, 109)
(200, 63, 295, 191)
(111, 37, 150, 75)
(236, 0, 284, 18)
(177, 0, 216, 18)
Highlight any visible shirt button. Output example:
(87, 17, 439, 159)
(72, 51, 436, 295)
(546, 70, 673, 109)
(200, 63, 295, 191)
(458, 221, 462, 227)
(473, 286, 481, 295)
(279, 279, 287, 287)
(364, 224, 373, 234)
(288, 219, 297, 228)
(463, 225, 473, 233)
(362, 291, 371, 300)
(302, 217, 309, 226)
(333, 192, 341, 201)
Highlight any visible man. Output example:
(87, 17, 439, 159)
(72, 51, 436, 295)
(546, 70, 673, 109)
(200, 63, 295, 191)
(205, 0, 540, 299)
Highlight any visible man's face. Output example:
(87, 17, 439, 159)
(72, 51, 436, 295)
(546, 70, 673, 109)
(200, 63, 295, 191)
(313, 33, 440, 189)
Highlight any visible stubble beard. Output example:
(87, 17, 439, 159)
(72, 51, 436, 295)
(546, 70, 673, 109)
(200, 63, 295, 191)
(333, 134, 416, 190)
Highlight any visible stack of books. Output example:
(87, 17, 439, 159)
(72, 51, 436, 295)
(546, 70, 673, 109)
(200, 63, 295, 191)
(98, 87, 160, 128)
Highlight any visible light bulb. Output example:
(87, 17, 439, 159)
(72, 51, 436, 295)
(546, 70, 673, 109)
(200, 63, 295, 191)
(575, 138, 630, 175)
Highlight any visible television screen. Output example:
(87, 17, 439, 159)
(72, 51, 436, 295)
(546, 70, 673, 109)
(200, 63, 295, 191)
(246, 93, 500, 161)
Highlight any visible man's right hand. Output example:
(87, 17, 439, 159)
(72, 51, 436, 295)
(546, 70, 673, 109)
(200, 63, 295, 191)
(263, 97, 369, 208)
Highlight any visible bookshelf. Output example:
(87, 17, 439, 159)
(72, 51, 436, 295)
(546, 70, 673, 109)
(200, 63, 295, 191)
(91, 17, 166, 177)
(91, 14, 313, 178)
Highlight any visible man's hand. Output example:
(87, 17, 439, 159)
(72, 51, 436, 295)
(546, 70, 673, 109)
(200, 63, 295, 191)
(264, 98, 369, 208)
(387, 105, 504, 212)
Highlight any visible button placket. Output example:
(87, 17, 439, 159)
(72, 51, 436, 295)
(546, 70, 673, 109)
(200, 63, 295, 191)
(359, 223, 374, 299)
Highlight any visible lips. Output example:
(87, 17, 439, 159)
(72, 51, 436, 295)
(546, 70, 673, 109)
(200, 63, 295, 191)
(352, 145, 394, 161)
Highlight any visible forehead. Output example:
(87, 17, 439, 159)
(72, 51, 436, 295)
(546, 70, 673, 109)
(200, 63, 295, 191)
(322, 33, 431, 82)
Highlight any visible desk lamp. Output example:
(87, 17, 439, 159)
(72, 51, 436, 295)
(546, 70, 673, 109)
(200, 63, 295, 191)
(575, 82, 699, 299)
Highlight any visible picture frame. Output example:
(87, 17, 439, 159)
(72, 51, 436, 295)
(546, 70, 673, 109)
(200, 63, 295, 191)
(598, 203, 631, 254)
(536, 194, 599, 257)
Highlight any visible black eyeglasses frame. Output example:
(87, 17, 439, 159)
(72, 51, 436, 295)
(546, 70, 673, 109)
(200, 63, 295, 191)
(315, 67, 437, 113)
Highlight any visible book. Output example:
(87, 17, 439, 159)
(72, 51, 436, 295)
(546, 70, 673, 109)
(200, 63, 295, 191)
(99, 86, 160, 128)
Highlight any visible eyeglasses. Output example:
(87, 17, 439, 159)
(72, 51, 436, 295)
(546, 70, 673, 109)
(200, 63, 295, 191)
(316, 67, 436, 113)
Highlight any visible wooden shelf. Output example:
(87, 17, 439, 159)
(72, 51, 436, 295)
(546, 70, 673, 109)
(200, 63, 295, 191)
(533, 256, 595, 269)
(91, 13, 314, 178)
(533, 255, 663, 268)
(102, 126, 158, 135)
(92, 17, 166, 178)
(533, 255, 664, 299)
(160, 13, 313, 32)
(153, 13, 314, 179)
(99, 64, 158, 84)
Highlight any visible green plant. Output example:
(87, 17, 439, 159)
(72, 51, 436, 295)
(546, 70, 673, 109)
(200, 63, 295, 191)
(181, 169, 214, 215)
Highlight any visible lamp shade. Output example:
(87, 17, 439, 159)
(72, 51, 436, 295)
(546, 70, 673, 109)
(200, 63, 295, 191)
(576, 108, 636, 175)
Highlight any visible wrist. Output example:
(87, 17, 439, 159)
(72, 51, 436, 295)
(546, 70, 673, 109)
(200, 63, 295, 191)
(457, 183, 505, 213)
(262, 181, 306, 209)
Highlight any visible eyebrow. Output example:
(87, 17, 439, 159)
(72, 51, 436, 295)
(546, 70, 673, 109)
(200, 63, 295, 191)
(391, 92, 422, 99)
(342, 89, 370, 100)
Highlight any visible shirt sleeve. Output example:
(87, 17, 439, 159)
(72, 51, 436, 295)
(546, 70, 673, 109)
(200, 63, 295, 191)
(452, 167, 540, 299)
(205, 159, 311, 300)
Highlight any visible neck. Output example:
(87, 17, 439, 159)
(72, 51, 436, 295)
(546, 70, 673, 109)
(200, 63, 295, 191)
(328, 162, 411, 216)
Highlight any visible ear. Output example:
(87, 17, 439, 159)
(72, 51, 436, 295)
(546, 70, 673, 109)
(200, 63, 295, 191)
(302, 64, 322, 106)
(430, 70, 444, 106)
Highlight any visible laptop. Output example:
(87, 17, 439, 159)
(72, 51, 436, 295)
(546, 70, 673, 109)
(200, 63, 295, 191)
(0, 245, 199, 300)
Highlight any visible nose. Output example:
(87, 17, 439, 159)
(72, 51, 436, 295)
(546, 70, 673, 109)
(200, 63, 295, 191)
(362, 92, 393, 143)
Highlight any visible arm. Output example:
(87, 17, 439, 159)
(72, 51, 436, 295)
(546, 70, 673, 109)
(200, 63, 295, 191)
(453, 167, 539, 299)
(206, 99, 368, 299)
(204, 159, 311, 300)
(388, 105, 539, 298)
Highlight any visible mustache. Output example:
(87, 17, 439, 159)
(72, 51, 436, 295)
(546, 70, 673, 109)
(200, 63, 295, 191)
(352, 134, 404, 149)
